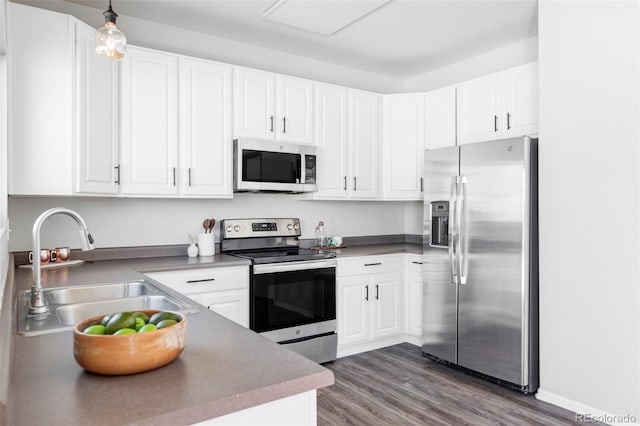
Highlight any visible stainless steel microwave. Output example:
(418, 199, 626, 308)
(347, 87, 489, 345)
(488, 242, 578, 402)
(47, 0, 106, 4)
(233, 139, 317, 193)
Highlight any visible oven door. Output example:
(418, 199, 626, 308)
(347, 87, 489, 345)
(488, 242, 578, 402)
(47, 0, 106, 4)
(251, 260, 336, 339)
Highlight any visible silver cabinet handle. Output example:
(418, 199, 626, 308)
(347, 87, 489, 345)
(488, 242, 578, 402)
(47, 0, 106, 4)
(353, 177, 357, 191)
(343, 176, 347, 191)
(283, 116, 286, 133)
(364, 262, 381, 267)
(186, 277, 215, 284)
(420, 177, 424, 192)
(412, 261, 423, 265)
(375, 284, 379, 300)
(270, 115, 274, 132)
(188, 168, 192, 186)
(365, 284, 369, 301)
(114, 165, 120, 185)
(459, 176, 468, 285)
(507, 112, 511, 130)
(172, 167, 176, 186)
(449, 176, 459, 284)
(494, 115, 498, 132)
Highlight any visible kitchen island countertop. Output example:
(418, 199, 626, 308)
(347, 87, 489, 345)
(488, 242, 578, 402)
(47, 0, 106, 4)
(6, 254, 333, 426)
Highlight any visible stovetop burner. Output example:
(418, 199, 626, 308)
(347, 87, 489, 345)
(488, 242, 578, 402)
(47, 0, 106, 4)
(220, 218, 337, 264)
(230, 247, 336, 265)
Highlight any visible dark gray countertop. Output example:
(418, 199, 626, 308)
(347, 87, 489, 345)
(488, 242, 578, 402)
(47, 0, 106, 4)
(326, 243, 422, 258)
(6, 243, 421, 425)
(7, 254, 331, 426)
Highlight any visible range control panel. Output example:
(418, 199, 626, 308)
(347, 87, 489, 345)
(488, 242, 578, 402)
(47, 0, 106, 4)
(221, 218, 301, 239)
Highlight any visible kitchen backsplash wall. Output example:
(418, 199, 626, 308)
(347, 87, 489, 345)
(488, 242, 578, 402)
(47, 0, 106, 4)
(8, 196, 423, 251)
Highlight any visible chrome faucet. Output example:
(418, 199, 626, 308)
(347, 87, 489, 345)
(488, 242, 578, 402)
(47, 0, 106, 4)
(29, 207, 95, 315)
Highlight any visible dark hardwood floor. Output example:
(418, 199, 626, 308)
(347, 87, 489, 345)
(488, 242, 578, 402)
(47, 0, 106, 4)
(318, 343, 589, 426)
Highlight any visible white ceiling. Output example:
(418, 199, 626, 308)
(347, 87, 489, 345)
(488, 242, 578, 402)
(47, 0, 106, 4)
(66, 0, 538, 79)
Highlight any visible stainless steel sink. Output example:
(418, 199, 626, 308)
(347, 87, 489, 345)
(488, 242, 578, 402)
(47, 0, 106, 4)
(17, 280, 200, 336)
(56, 295, 184, 325)
(48, 282, 154, 304)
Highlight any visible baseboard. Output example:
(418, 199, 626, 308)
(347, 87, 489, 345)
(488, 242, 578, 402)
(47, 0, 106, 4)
(337, 335, 406, 358)
(536, 389, 639, 425)
(404, 334, 422, 347)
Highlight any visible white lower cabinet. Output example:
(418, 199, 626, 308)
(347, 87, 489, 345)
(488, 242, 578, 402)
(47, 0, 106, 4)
(337, 255, 404, 356)
(145, 265, 249, 328)
(188, 290, 248, 328)
(405, 255, 424, 340)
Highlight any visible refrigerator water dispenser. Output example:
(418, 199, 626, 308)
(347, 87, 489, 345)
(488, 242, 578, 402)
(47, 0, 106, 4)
(430, 201, 449, 247)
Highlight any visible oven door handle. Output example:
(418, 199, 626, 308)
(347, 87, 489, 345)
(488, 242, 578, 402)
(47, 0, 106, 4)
(253, 259, 337, 274)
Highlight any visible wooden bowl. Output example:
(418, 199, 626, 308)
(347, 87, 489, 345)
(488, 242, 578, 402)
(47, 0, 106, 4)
(73, 309, 186, 375)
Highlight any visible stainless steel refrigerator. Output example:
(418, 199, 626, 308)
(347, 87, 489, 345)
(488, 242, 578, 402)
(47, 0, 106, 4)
(421, 136, 538, 393)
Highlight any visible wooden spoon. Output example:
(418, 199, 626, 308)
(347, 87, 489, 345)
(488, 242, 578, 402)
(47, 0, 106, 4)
(202, 218, 210, 234)
(208, 219, 216, 233)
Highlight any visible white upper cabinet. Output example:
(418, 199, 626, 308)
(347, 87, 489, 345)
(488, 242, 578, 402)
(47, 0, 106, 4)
(457, 72, 504, 145)
(457, 62, 538, 145)
(313, 86, 379, 200)
(75, 21, 119, 195)
(348, 89, 379, 199)
(120, 46, 179, 195)
(314, 83, 349, 198)
(233, 67, 314, 144)
(276, 75, 314, 144)
(8, 3, 74, 196)
(425, 85, 456, 150)
(503, 62, 539, 138)
(382, 94, 425, 200)
(233, 68, 275, 140)
(179, 57, 232, 197)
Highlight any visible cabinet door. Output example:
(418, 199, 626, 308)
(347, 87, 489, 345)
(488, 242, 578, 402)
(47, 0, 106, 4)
(189, 290, 249, 328)
(337, 277, 371, 347)
(120, 46, 178, 195)
(382, 94, 425, 200)
(8, 3, 74, 196)
(75, 22, 119, 194)
(372, 273, 403, 338)
(407, 270, 423, 338)
(179, 57, 232, 197)
(425, 85, 456, 150)
(457, 72, 504, 145)
(504, 62, 538, 138)
(276, 75, 314, 144)
(233, 68, 275, 139)
(314, 83, 348, 198)
(349, 90, 379, 199)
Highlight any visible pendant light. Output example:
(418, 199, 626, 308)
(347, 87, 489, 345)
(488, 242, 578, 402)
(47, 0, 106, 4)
(95, 0, 127, 61)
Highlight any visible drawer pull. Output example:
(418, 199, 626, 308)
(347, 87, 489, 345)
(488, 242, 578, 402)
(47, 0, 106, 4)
(365, 285, 369, 301)
(412, 261, 423, 265)
(186, 278, 216, 284)
(375, 284, 379, 300)
(364, 262, 382, 267)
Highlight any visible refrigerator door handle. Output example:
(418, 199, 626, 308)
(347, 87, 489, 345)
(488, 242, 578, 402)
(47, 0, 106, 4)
(459, 176, 468, 284)
(449, 176, 459, 284)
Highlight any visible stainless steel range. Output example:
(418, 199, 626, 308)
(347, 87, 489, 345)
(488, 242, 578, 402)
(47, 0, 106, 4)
(221, 218, 337, 364)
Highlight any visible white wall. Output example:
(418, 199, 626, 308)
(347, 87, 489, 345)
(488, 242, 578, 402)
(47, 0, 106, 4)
(403, 37, 538, 93)
(7, 196, 411, 251)
(537, 0, 640, 421)
(13, 0, 403, 94)
(0, 0, 8, 287)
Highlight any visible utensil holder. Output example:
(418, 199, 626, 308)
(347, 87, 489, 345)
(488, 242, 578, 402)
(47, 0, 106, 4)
(198, 233, 215, 256)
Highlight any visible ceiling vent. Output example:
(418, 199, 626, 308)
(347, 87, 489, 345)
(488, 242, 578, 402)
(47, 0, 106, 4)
(262, 0, 391, 36)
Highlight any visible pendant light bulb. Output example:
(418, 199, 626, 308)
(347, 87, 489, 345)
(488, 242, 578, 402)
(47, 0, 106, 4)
(95, 0, 127, 61)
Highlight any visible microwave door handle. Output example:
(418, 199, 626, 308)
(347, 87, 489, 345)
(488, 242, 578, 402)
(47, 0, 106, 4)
(449, 176, 458, 284)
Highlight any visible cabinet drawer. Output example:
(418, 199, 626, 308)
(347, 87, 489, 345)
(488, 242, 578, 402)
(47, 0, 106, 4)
(145, 266, 249, 295)
(407, 256, 424, 273)
(338, 255, 403, 277)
